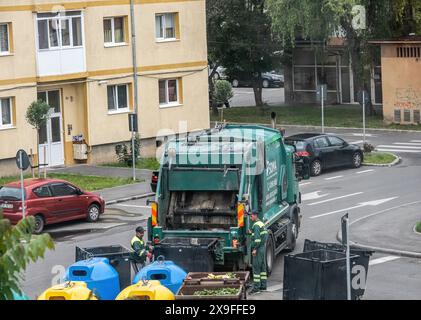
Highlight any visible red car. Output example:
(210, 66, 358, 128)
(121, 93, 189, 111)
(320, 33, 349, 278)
(0, 178, 105, 234)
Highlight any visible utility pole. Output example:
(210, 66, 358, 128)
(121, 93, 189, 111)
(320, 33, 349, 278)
(130, 0, 139, 181)
(362, 91, 366, 144)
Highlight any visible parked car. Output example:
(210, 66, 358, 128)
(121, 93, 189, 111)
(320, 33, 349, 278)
(150, 171, 159, 193)
(285, 134, 364, 176)
(0, 178, 105, 234)
(230, 71, 284, 88)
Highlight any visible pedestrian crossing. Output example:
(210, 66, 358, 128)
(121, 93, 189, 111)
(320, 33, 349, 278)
(376, 140, 421, 154)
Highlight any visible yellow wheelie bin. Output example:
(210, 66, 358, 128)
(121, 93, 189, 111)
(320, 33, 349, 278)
(38, 281, 98, 300)
(116, 280, 175, 300)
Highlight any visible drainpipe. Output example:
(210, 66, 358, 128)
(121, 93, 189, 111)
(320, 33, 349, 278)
(130, 0, 139, 181)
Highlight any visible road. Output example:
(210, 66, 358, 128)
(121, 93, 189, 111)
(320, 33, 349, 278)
(22, 127, 421, 300)
(230, 87, 285, 107)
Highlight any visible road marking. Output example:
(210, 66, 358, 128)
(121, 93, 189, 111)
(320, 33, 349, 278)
(394, 142, 421, 146)
(325, 176, 343, 181)
(299, 182, 312, 187)
(356, 169, 375, 174)
(266, 284, 283, 292)
(302, 191, 329, 202)
(115, 204, 151, 209)
(349, 140, 364, 145)
(378, 145, 421, 150)
(369, 256, 400, 266)
(310, 197, 398, 219)
(377, 148, 421, 153)
(411, 140, 421, 143)
(352, 133, 374, 137)
(308, 192, 363, 206)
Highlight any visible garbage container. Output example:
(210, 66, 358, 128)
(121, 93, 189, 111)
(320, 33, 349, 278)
(116, 280, 175, 300)
(303, 239, 374, 299)
(132, 257, 187, 294)
(75, 245, 132, 290)
(153, 238, 219, 272)
(65, 257, 120, 300)
(38, 281, 98, 300)
(283, 249, 359, 300)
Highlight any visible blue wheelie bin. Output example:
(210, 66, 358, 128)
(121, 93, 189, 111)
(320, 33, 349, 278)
(65, 257, 120, 300)
(132, 257, 187, 294)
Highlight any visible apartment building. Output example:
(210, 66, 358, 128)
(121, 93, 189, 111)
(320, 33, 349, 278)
(0, 0, 209, 176)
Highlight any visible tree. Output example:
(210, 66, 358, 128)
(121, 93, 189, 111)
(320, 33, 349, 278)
(214, 80, 234, 108)
(0, 210, 54, 300)
(25, 100, 51, 176)
(266, 0, 420, 114)
(207, 0, 280, 107)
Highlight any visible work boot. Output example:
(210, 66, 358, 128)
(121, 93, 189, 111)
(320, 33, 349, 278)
(249, 287, 261, 295)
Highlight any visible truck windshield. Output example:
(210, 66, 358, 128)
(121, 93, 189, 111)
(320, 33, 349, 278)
(0, 187, 24, 201)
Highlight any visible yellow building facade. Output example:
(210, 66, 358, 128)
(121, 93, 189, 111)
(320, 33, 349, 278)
(0, 0, 209, 176)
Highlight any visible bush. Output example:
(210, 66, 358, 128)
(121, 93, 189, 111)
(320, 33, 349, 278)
(115, 134, 141, 166)
(363, 143, 375, 153)
(214, 80, 234, 106)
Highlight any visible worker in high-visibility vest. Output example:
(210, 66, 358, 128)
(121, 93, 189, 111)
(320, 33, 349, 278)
(249, 211, 268, 294)
(130, 226, 152, 272)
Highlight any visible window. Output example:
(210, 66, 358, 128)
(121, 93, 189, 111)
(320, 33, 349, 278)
(314, 137, 329, 149)
(0, 23, 10, 54)
(50, 183, 78, 197)
(107, 84, 129, 112)
(104, 17, 126, 45)
(159, 79, 179, 106)
(38, 90, 60, 113)
(414, 110, 420, 124)
(394, 110, 401, 123)
(397, 46, 421, 58)
(37, 11, 83, 50)
(33, 185, 52, 198)
(155, 13, 177, 41)
(328, 136, 345, 147)
(0, 98, 13, 128)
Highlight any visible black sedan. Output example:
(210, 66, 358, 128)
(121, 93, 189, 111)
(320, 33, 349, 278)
(230, 72, 284, 88)
(285, 134, 364, 176)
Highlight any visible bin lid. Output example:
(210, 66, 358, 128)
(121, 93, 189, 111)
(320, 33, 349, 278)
(66, 257, 119, 281)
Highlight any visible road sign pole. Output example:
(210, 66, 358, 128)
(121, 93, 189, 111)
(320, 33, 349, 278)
(321, 86, 325, 133)
(345, 216, 351, 300)
(362, 91, 366, 144)
(131, 116, 136, 182)
(19, 152, 26, 219)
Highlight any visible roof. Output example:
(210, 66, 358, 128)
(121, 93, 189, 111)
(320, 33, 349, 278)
(369, 35, 421, 45)
(5, 178, 67, 189)
(286, 133, 324, 140)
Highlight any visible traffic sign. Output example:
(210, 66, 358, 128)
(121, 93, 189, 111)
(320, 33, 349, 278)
(357, 90, 370, 106)
(128, 113, 138, 132)
(16, 149, 30, 170)
(316, 84, 327, 102)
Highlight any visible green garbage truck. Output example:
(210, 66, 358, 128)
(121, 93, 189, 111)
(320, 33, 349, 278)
(147, 124, 309, 274)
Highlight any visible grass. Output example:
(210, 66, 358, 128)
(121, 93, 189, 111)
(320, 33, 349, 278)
(363, 152, 397, 165)
(0, 173, 136, 192)
(416, 222, 421, 234)
(101, 158, 160, 171)
(211, 105, 421, 131)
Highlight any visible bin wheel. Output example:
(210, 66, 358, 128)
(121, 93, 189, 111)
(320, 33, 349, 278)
(265, 235, 275, 276)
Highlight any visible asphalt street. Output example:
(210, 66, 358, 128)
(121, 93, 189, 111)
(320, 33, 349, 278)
(230, 87, 285, 107)
(22, 128, 421, 300)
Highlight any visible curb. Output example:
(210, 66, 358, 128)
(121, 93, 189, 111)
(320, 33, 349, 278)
(413, 224, 421, 236)
(336, 230, 421, 259)
(363, 153, 401, 167)
(105, 192, 155, 206)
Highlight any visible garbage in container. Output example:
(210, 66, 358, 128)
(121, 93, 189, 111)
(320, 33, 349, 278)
(115, 280, 175, 300)
(75, 245, 132, 290)
(37, 281, 98, 300)
(303, 239, 374, 299)
(65, 257, 120, 300)
(283, 249, 359, 300)
(132, 256, 187, 294)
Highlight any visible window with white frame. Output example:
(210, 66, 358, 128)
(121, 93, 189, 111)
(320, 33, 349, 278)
(0, 23, 10, 54)
(0, 98, 13, 128)
(107, 84, 129, 112)
(155, 13, 177, 41)
(103, 17, 126, 45)
(159, 79, 179, 106)
(37, 11, 83, 50)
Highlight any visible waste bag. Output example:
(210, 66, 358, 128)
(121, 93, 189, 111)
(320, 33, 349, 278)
(132, 256, 187, 294)
(303, 239, 374, 299)
(283, 249, 359, 300)
(116, 280, 175, 300)
(75, 245, 131, 290)
(38, 281, 98, 300)
(65, 257, 120, 300)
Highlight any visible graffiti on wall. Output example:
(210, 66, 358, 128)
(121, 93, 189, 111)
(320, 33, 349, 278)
(394, 88, 421, 109)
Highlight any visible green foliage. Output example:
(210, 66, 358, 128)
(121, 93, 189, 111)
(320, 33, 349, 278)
(214, 80, 234, 105)
(115, 134, 141, 166)
(25, 100, 51, 130)
(0, 210, 54, 300)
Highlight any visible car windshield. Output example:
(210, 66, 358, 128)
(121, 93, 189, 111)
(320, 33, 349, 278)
(0, 186, 24, 201)
(286, 140, 306, 151)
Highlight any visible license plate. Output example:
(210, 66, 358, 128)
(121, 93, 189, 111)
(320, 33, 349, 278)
(0, 203, 13, 209)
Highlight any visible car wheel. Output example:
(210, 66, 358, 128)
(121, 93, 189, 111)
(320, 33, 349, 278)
(262, 79, 270, 88)
(87, 204, 100, 222)
(265, 234, 275, 276)
(352, 152, 363, 168)
(33, 215, 45, 235)
(232, 79, 239, 87)
(310, 159, 322, 176)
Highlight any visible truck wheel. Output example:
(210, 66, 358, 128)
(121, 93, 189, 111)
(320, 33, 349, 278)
(285, 215, 298, 253)
(265, 235, 275, 276)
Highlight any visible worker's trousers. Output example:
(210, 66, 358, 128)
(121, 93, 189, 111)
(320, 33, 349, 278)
(252, 248, 267, 290)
